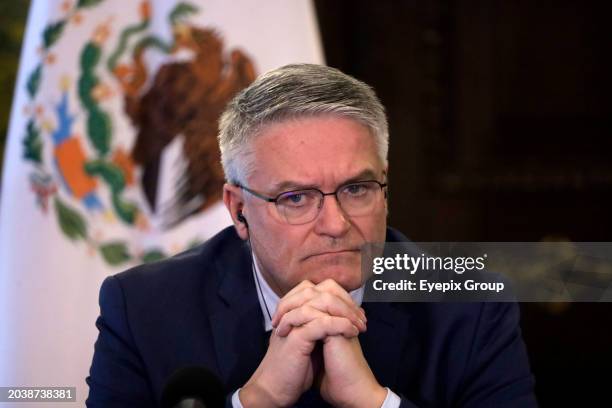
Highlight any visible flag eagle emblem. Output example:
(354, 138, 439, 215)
(21, 0, 256, 266)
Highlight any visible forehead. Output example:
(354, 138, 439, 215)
(248, 115, 383, 191)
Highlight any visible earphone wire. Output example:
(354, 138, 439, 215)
(247, 236, 273, 323)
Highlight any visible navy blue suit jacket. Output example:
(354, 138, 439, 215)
(86, 226, 537, 407)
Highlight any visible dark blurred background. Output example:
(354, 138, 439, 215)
(315, 1, 612, 406)
(0, 1, 30, 167)
(1, 1, 610, 406)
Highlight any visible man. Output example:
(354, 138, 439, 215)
(87, 64, 537, 407)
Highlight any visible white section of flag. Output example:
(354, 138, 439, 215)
(0, 1, 323, 406)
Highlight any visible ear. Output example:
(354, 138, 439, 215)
(223, 183, 249, 240)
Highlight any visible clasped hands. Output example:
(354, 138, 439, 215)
(239, 279, 387, 408)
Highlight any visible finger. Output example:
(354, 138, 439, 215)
(271, 281, 315, 327)
(273, 285, 320, 327)
(284, 279, 316, 299)
(316, 279, 358, 306)
(274, 278, 357, 322)
(317, 279, 367, 322)
(276, 305, 327, 337)
(305, 292, 366, 332)
(275, 288, 365, 332)
(297, 315, 360, 342)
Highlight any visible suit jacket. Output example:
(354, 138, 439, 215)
(86, 226, 537, 407)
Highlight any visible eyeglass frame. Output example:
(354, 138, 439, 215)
(235, 179, 388, 225)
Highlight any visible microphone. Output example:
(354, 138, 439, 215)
(161, 366, 225, 408)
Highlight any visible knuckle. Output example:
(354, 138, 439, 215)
(321, 292, 335, 305)
(302, 280, 315, 287)
(327, 303, 344, 317)
(282, 308, 295, 320)
(320, 278, 342, 293)
(343, 319, 354, 331)
(275, 304, 287, 317)
(302, 305, 316, 316)
(319, 278, 335, 288)
(277, 297, 289, 309)
(277, 314, 290, 328)
(322, 315, 334, 327)
(305, 287, 317, 298)
(328, 278, 341, 289)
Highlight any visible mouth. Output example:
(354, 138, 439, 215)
(303, 249, 361, 261)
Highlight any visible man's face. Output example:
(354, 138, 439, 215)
(239, 115, 388, 296)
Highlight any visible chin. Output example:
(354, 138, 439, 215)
(303, 257, 364, 291)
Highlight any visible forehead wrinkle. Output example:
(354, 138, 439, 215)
(246, 116, 382, 193)
(268, 168, 380, 195)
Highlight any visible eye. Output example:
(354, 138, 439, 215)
(278, 191, 313, 208)
(288, 193, 304, 203)
(344, 183, 368, 196)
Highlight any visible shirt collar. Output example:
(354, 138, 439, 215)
(251, 253, 364, 331)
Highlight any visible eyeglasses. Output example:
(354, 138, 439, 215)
(237, 180, 387, 225)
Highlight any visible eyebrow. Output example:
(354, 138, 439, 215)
(269, 169, 380, 194)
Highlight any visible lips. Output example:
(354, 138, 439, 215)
(303, 248, 361, 260)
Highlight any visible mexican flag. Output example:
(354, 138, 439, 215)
(0, 0, 322, 405)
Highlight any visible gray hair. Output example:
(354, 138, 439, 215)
(218, 64, 389, 184)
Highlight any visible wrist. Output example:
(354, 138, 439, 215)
(369, 385, 388, 408)
(349, 383, 387, 408)
(239, 380, 281, 408)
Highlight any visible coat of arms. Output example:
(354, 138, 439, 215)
(22, 0, 255, 265)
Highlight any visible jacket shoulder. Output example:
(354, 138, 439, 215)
(105, 226, 247, 306)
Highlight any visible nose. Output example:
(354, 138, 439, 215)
(313, 194, 351, 238)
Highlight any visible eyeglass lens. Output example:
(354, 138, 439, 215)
(275, 181, 384, 224)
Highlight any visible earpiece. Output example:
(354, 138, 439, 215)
(237, 211, 248, 228)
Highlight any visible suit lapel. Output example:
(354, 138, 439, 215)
(360, 301, 413, 389)
(208, 240, 267, 391)
(357, 227, 420, 390)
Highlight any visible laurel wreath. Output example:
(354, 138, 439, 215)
(22, 0, 201, 266)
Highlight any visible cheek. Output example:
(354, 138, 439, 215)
(374, 201, 389, 238)
(262, 239, 295, 269)
(356, 208, 387, 243)
(253, 231, 289, 265)
(251, 222, 308, 284)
